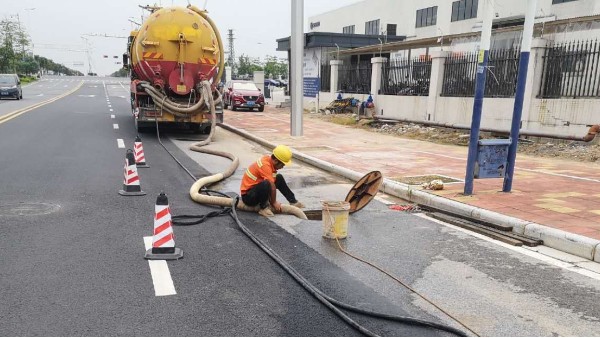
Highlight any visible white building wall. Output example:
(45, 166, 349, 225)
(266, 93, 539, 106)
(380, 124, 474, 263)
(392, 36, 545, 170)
(308, 0, 600, 41)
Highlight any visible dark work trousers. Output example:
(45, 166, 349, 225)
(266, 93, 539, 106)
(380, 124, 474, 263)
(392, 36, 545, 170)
(242, 174, 297, 209)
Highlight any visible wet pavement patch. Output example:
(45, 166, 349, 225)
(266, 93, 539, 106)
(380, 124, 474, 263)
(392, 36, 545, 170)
(393, 174, 462, 185)
(0, 203, 61, 216)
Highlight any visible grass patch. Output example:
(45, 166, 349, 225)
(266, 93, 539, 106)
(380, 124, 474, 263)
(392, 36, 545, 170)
(330, 115, 357, 126)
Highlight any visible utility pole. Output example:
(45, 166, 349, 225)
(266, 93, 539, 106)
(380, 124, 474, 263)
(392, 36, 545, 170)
(227, 29, 236, 76)
(80, 36, 93, 75)
(290, 0, 303, 136)
(503, 0, 538, 192)
(463, 0, 494, 196)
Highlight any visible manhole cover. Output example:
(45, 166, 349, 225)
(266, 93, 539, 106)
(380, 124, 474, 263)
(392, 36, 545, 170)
(393, 174, 462, 185)
(0, 203, 61, 216)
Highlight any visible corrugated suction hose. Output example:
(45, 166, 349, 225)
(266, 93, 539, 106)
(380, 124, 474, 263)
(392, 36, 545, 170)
(186, 82, 307, 220)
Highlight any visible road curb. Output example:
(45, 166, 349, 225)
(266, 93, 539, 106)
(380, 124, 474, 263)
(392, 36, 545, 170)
(219, 122, 600, 263)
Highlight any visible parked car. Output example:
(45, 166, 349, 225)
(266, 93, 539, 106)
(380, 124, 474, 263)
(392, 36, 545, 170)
(0, 74, 22, 100)
(264, 79, 280, 87)
(223, 80, 265, 112)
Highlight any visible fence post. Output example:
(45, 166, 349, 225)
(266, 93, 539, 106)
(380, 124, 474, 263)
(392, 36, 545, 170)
(523, 38, 548, 130)
(427, 51, 451, 121)
(330, 60, 343, 94)
(370, 57, 387, 96)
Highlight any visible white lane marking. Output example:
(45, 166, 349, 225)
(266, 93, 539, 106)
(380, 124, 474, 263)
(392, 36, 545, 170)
(111, 114, 115, 119)
(108, 104, 112, 108)
(113, 124, 119, 129)
(415, 214, 600, 281)
(143, 236, 177, 296)
(117, 138, 125, 148)
(110, 109, 114, 112)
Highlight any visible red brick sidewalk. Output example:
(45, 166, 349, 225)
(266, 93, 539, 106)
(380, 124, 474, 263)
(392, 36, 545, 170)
(224, 106, 600, 241)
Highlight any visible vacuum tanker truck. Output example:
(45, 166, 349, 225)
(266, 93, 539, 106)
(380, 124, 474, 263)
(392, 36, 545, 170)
(124, 4, 224, 133)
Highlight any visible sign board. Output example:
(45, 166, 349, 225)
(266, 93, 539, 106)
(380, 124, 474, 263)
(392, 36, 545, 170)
(474, 139, 511, 179)
(303, 48, 321, 98)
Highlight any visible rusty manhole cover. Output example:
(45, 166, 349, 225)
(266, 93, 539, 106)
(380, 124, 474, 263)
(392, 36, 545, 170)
(0, 203, 61, 216)
(393, 174, 462, 186)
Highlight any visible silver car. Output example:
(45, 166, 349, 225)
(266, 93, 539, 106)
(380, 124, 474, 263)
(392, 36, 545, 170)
(0, 74, 23, 100)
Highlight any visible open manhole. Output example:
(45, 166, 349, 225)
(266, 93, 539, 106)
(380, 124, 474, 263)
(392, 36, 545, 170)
(392, 174, 462, 186)
(303, 171, 383, 221)
(0, 203, 61, 216)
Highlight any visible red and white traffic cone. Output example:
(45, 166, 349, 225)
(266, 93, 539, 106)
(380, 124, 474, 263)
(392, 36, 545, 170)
(118, 149, 146, 196)
(144, 192, 183, 260)
(134, 135, 149, 168)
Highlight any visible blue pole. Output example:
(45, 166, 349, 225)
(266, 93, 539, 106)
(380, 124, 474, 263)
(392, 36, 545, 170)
(503, 0, 537, 192)
(463, 50, 490, 196)
(502, 52, 530, 192)
(464, 0, 494, 196)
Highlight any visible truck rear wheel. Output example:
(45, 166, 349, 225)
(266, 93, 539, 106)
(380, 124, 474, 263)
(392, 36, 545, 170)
(135, 119, 154, 133)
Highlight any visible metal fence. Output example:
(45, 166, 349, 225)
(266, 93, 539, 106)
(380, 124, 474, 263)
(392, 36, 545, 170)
(320, 64, 331, 92)
(338, 61, 372, 94)
(441, 48, 520, 97)
(380, 57, 431, 96)
(540, 40, 600, 98)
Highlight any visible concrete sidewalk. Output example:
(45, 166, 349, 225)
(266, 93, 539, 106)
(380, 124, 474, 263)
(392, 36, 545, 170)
(221, 106, 600, 263)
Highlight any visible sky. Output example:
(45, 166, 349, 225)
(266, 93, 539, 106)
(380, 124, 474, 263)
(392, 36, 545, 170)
(0, 0, 361, 76)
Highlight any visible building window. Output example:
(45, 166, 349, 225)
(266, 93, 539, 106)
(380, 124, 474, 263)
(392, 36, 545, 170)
(386, 24, 397, 36)
(552, 0, 578, 3)
(365, 19, 380, 35)
(416, 6, 437, 28)
(451, 0, 478, 22)
(343, 25, 355, 34)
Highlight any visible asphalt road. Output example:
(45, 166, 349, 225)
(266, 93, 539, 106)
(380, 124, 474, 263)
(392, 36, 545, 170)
(0, 77, 453, 336)
(2, 76, 600, 337)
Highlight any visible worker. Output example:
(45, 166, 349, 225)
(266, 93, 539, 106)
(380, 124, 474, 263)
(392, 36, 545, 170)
(240, 145, 305, 217)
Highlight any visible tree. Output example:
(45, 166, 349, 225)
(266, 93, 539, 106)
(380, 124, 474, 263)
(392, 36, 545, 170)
(263, 55, 288, 79)
(16, 56, 39, 75)
(236, 54, 263, 78)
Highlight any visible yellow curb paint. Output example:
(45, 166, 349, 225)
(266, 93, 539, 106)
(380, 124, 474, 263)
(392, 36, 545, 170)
(0, 81, 84, 125)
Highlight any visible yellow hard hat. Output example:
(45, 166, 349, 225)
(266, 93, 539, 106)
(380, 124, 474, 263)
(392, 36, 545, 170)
(273, 145, 292, 165)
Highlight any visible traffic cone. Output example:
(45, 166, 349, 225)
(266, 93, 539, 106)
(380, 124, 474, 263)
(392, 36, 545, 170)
(134, 136, 149, 168)
(144, 192, 183, 260)
(118, 149, 146, 196)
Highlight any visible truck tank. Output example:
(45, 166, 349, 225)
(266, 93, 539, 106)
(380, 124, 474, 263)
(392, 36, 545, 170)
(126, 4, 224, 133)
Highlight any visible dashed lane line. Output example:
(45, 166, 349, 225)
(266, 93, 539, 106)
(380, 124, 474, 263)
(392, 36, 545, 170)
(113, 124, 119, 129)
(111, 114, 115, 119)
(117, 139, 125, 148)
(143, 237, 177, 296)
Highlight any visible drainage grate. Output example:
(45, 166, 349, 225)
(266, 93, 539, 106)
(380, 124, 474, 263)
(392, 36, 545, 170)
(392, 174, 462, 186)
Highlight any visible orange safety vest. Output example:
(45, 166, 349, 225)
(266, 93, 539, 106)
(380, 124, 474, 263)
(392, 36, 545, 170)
(240, 155, 278, 195)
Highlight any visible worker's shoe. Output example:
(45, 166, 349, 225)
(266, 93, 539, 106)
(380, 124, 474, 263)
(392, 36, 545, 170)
(258, 207, 275, 217)
(290, 201, 305, 209)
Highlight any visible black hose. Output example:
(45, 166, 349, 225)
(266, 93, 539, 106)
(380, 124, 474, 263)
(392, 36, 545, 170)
(228, 197, 467, 337)
(153, 111, 468, 337)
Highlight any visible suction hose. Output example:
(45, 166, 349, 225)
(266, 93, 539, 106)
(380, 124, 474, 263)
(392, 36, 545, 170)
(187, 82, 307, 220)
